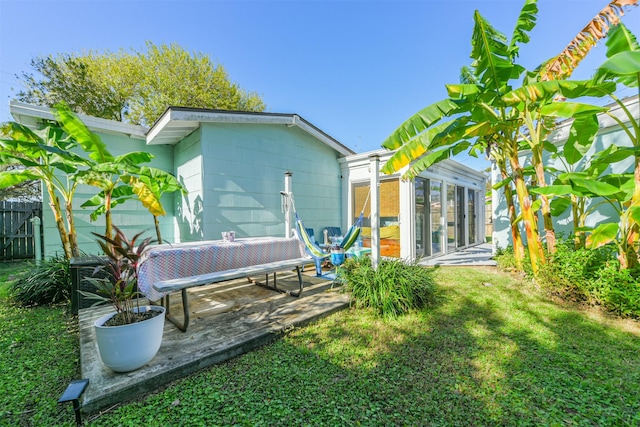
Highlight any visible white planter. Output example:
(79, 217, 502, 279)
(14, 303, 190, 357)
(94, 305, 165, 372)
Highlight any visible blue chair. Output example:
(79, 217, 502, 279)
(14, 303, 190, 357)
(305, 228, 316, 243)
(323, 227, 342, 244)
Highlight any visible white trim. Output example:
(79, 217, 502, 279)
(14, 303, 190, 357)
(146, 107, 355, 156)
(9, 101, 148, 140)
(547, 95, 638, 146)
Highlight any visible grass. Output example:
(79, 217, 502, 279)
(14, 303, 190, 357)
(2, 262, 639, 426)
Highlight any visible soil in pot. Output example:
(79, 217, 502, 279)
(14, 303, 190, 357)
(103, 309, 162, 327)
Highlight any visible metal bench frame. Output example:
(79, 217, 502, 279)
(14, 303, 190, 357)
(153, 257, 311, 332)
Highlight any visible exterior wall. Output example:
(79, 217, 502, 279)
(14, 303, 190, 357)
(174, 129, 204, 242)
(178, 122, 342, 241)
(492, 96, 638, 250)
(42, 132, 174, 258)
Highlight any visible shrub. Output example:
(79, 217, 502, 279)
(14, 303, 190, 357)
(591, 261, 640, 317)
(497, 239, 640, 318)
(9, 255, 71, 306)
(536, 239, 612, 302)
(337, 256, 436, 319)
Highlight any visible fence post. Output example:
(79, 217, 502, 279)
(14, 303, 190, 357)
(31, 216, 42, 264)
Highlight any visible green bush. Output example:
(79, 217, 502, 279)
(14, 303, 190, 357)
(498, 239, 640, 318)
(592, 261, 640, 317)
(336, 256, 436, 318)
(9, 255, 71, 306)
(537, 239, 612, 302)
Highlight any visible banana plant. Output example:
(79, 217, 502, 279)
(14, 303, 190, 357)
(538, 0, 638, 81)
(382, 0, 546, 273)
(532, 112, 609, 249)
(0, 103, 109, 259)
(121, 166, 186, 244)
(380, 0, 630, 275)
(77, 151, 153, 240)
(587, 23, 640, 268)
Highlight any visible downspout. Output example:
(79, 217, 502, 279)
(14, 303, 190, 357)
(284, 171, 292, 238)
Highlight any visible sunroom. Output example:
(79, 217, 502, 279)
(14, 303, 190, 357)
(339, 150, 487, 261)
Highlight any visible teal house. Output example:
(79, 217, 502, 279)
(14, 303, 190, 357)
(9, 100, 487, 262)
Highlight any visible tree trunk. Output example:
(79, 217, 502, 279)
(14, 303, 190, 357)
(45, 184, 72, 260)
(65, 199, 80, 258)
(105, 190, 113, 241)
(154, 215, 162, 244)
(531, 144, 556, 254)
(497, 157, 525, 269)
(510, 156, 546, 275)
(620, 157, 640, 269)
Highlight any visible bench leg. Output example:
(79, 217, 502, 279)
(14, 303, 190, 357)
(163, 289, 190, 332)
(253, 268, 303, 297)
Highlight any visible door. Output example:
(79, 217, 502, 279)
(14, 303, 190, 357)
(468, 189, 476, 245)
(430, 181, 443, 256)
(457, 186, 465, 248)
(415, 178, 428, 257)
(447, 184, 456, 253)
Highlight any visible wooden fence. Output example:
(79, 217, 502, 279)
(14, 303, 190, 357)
(0, 201, 43, 260)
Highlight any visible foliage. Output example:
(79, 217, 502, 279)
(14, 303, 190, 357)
(533, 23, 640, 269)
(379, 1, 637, 276)
(500, 239, 640, 318)
(5, 265, 640, 425)
(336, 256, 437, 318)
(0, 105, 96, 259)
(17, 41, 266, 127)
(590, 259, 640, 316)
(538, 0, 638, 80)
(9, 255, 71, 307)
(0, 261, 78, 427)
(536, 239, 615, 302)
(80, 226, 153, 325)
(0, 104, 185, 257)
(0, 164, 40, 201)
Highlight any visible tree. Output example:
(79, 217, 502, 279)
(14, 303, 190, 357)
(381, 0, 548, 273)
(0, 164, 40, 201)
(0, 103, 186, 259)
(17, 41, 266, 127)
(0, 105, 112, 259)
(584, 23, 640, 268)
(379, 0, 631, 275)
(54, 105, 186, 243)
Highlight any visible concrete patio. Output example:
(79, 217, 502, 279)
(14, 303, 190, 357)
(419, 243, 496, 267)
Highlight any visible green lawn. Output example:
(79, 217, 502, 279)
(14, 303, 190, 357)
(1, 262, 639, 426)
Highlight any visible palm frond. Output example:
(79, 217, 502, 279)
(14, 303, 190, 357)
(539, 0, 639, 81)
(380, 98, 463, 150)
(509, 0, 539, 58)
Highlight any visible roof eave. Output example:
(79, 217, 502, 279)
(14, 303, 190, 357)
(8, 100, 148, 139)
(146, 107, 355, 156)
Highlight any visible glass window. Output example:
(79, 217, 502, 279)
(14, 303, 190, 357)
(447, 184, 456, 253)
(430, 181, 442, 255)
(468, 189, 476, 245)
(352, 179, 400, 257)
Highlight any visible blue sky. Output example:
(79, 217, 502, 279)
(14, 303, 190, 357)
(1, 0, 639, 171)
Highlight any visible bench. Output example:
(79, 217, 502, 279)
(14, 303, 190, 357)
(153, 257, 311, 332)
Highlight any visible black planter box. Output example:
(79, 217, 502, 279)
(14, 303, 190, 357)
(70, 256, 110, 315)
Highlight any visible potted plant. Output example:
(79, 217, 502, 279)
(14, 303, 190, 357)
(80, 226, 165, 372)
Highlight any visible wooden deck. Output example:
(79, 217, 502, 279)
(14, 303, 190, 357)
(78, 270, 348, 414)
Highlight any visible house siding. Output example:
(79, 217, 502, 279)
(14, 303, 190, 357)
(491, 96, 638, 250)
(41, 132, 174, 258)
(191, 123, 342, 241)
